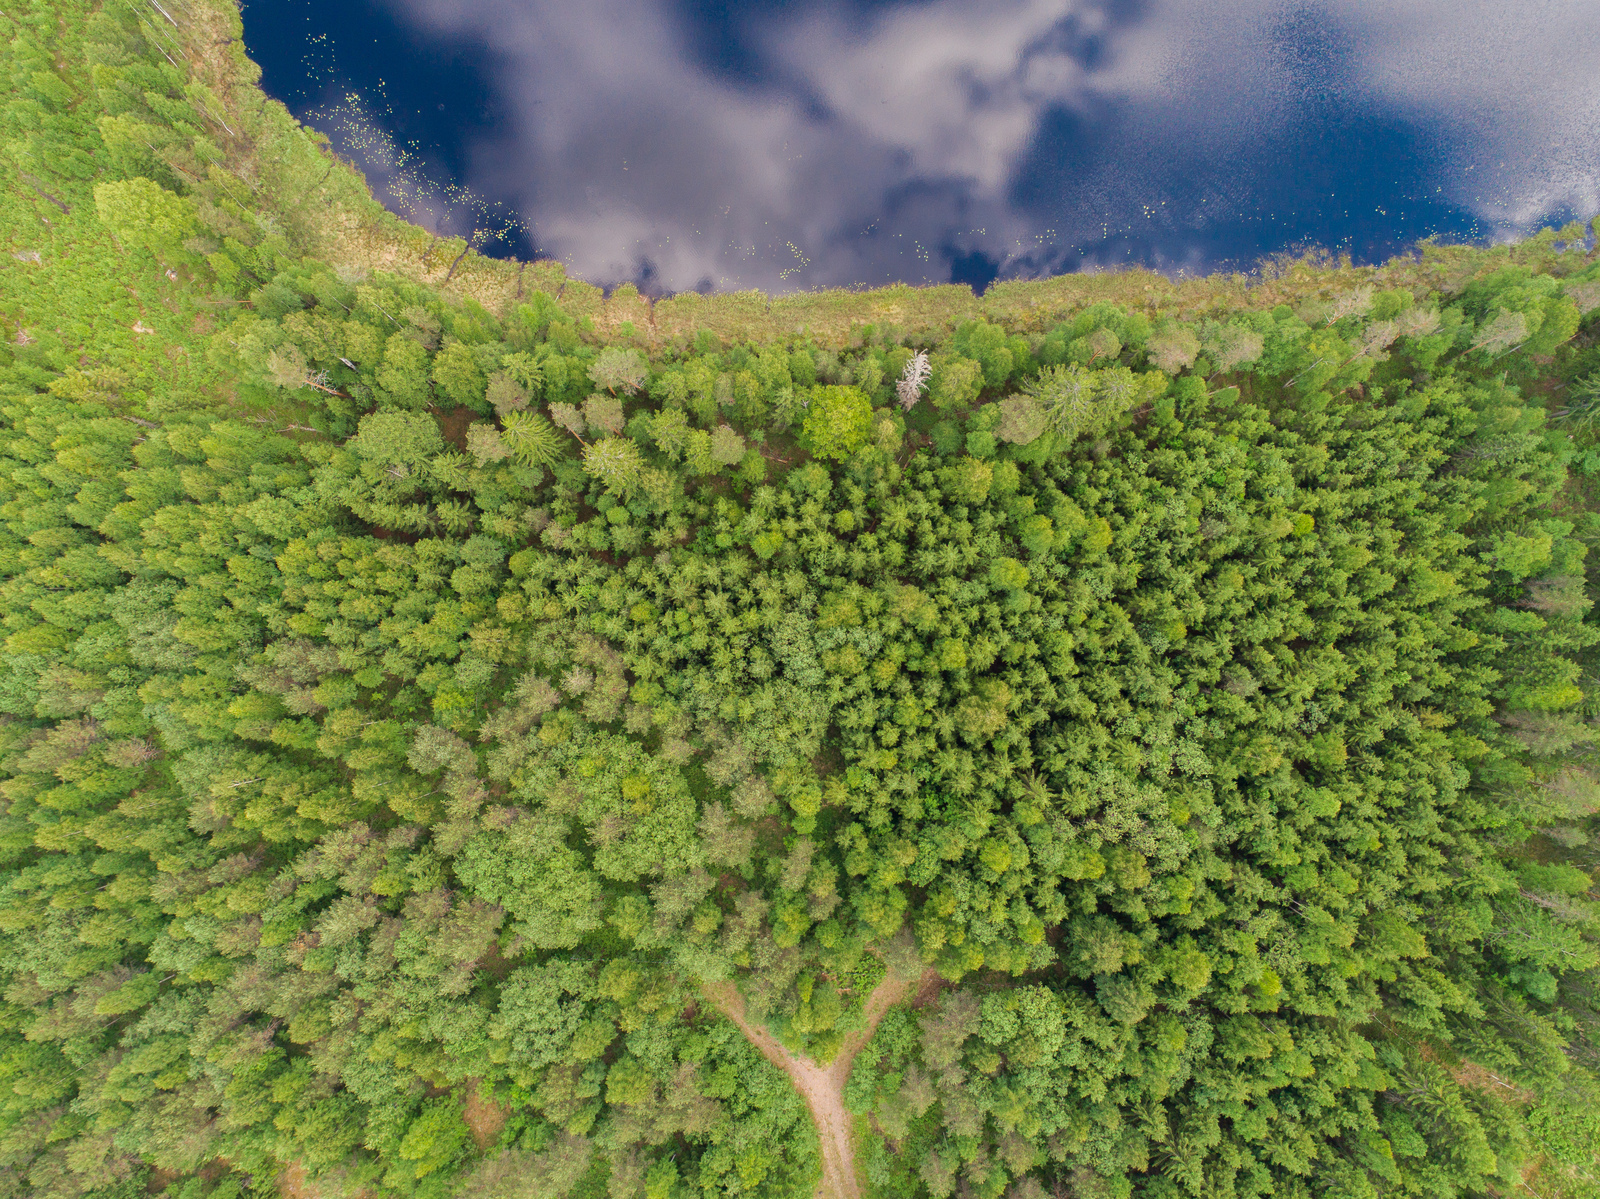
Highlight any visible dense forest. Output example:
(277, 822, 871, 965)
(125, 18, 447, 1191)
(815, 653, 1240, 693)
(3, 2, 1600, 1198)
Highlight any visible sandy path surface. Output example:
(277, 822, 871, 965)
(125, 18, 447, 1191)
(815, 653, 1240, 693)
(701, 966, 939, 1199)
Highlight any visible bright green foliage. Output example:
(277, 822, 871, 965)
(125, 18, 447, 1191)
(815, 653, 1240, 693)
(348, 410, 446, 465)
(432, 341, 488, 410)
(2, 6, 1600, 1199)
(994, 394, 1049, 445)
(589, 347, 648, 394)
(501, 410, 565, 467)
(1023, 362, 1163, 442)
(582, 391, 625, 436)
(582, 437, 645, 494)
(953, 318, 1024, 388)
(500, 350, 545, 394)
(802, 385, 873, 460)
(928, 353, 984, 410)
(92, 176, 196, 257)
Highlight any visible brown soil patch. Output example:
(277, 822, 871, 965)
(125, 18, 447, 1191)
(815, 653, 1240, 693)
(1449, 1060, 1535, 1105)
(278, 1160, 376, 1199)
(277, 1161, 320, 1199)
(475, 938, 519, 982)
(1417, 1043, 1537, 1105)
(701, 964, 938, 1199)
(433, 405, 476, 452)
(463, 1080, 511, 1151)
(910, 969, 947, 1009)
(810, 747, 844, 778)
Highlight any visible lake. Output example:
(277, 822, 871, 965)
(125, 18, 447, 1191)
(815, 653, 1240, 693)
(242, 0, 1600, 294)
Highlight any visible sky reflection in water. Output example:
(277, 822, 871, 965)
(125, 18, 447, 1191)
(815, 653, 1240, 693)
(244, 0, 1600, 294)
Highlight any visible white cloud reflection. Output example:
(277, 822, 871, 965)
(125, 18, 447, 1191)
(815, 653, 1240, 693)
(375, 0, 1600, 292)
(1336, 1, 1600, 229)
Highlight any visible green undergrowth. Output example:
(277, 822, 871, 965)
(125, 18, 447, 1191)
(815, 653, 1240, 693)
(2, 3, 1600, 1199)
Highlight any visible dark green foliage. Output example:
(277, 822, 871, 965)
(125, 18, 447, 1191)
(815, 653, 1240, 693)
(2, 4, 1600, 1197)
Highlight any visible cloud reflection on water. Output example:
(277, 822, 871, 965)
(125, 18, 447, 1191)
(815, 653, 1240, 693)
(342, 0, 1600, 292)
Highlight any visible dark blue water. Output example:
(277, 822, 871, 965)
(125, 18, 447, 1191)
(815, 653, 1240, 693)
(242, 0, 1599, 294)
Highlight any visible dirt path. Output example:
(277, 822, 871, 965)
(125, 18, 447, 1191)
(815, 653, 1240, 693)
(700, 966, 939, 1199)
